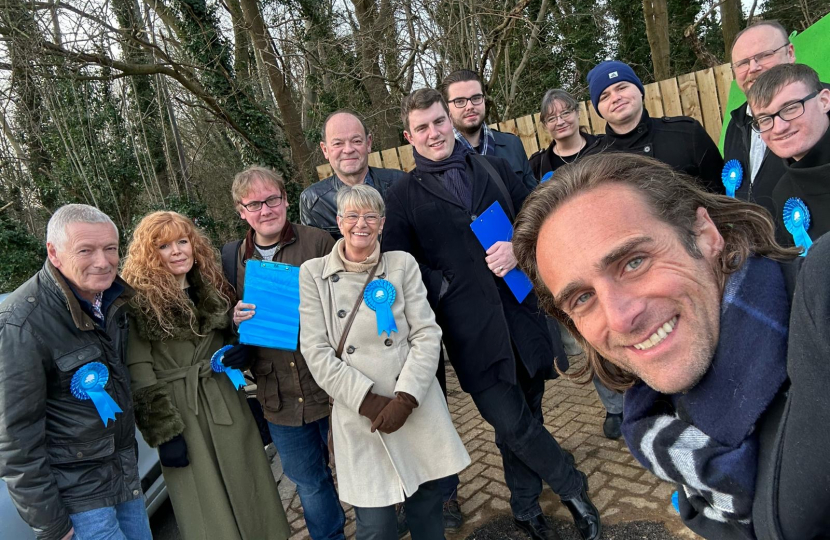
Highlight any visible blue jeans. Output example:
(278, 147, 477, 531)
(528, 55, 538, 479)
(470, 361, 581, 520)
(69, 497, 152, 540)
(268, 418, 345, 540)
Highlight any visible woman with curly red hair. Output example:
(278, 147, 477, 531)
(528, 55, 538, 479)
(122, 211, 289, 540)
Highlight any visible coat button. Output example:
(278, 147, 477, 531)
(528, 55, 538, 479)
(76, 452, 83, 459)
(133, 490, 140, 496)
(384, 339, 393, 346)
(346, 346, 355, 354)
(644, 145, 651, 153)
(471, 214, 478, 221)
(331, 274, 340, 282)
(298, 397, 304, 403)
(337, 310, 346, 318)
(27, 296, 35, 303)
(289, 362, 295, 367)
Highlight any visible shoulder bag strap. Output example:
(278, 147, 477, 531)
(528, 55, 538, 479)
(472, 154, 516, 219)
(334, 258, 381, 358)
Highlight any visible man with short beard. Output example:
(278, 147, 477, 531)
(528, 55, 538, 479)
(513, 152, 830, 539)
(440, 70, 538, 191)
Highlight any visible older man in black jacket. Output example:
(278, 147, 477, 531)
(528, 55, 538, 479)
(301, 110, 404, 239)
(0, 204, 149, 540)
(383, 88, 600, 540)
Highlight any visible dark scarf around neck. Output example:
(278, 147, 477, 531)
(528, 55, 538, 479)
(620, 256, 789, 533)
(413, 141, 473, 210)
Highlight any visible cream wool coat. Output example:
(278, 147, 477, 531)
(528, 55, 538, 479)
(299, 246, 470, 508)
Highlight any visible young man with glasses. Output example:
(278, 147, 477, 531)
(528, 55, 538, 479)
(222, 167, 345, 540)
(724, 21, 797, 215)
(747, 64, 830, 245)
(440, 70, 539, 191)
(583, 60, 724, 193)
(301, 110, 404, 239)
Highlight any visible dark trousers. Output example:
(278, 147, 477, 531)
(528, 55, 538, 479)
(354, 479, 445, 540)
(470, 359, 581, 520)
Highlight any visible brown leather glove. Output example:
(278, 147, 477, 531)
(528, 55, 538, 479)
(371, 392, 418, 434)
(359, 391, 392, 422)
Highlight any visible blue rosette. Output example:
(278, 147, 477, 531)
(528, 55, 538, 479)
(721, 160, 743, 198)
(783, 197, 813, 256)
(364, 280, 398, 337)
(70, 362, 123, 426)
(541, 171, 554, 183)
(211, 345, 247, 390)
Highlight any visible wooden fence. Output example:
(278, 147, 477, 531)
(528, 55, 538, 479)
(315, 63, 735, 180)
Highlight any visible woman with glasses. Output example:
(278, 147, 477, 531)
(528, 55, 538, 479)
(299, 184, 470, 540)
(123, 211, 290, 540)
(528, 89, 602, 180)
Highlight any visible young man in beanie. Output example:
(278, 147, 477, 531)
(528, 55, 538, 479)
(584, 60, 724, 193)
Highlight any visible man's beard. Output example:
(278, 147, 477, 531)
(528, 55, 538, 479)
(459, 115, 484, 136)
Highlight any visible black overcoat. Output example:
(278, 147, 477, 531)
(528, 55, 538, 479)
(382, 153, 566, 394)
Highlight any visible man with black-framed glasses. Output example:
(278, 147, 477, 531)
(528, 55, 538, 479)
(440, 70, 539, 191)
(747, 63, 830, 246)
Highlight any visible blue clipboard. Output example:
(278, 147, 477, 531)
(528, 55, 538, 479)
(470, 201, 533, 303)
(239, 260, 301, 351)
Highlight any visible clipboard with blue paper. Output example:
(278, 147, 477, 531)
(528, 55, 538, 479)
(239, 260, 301, 350)
(470, 201, 534, 303)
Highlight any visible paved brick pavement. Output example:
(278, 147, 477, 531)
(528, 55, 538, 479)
(280, 356, 701, 540)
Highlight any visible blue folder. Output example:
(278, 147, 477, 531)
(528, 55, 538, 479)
(239, 261, 301, 351)
(470, 201, 534, 303)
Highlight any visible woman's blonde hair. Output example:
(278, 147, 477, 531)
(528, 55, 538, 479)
(122, 211, 230, 338)
(336, 184, 386, 216)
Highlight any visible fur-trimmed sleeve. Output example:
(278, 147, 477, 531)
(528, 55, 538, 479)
(126, 320, 185, 447)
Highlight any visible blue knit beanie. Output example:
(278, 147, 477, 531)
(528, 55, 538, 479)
(587, 61, 644, 117)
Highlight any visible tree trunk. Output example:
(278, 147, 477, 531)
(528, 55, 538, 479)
(642, 0, 671, 80)
(238, 0, 316, 184)
(719, 0, 742, 62)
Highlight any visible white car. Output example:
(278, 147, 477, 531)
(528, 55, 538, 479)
(0, 293, 168, 539)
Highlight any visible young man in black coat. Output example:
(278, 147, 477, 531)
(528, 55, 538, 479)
(583, 61, 725, 194)
(382, 88, 601, 540)
(513, 152, 830, 540)
(747, 63, 830, 249)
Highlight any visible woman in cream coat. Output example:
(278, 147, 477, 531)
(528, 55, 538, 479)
(299, 184, 470, 540)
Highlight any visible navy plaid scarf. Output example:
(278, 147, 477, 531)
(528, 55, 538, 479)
(621, 257, 789, 536)
(454, 125, 496, 156)
(413, 142, 472, 211)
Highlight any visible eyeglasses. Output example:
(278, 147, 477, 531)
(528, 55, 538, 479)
(339, 212, 381, 225)
(751, 91, 818, 133)
(543, 108, 576, 125)
(732, 43, 790, 75)
(240, 195, 283, 212)
(449, 94, 484, 108)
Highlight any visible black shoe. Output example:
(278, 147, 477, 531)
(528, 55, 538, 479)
(443, 498, 464, 532)
(513, 514, 562, 540)
(562, 472, 601, 540)
(396, 503, 409, 538)
(603, 412, 623, 440)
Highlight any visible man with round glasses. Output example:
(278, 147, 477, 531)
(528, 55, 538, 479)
(723, 20, 796, 215)
(440, 70, 539, 191)
(222, 166, 345, 540)
(747, 63, 830, 246)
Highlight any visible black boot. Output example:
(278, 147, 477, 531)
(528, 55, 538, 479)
(603, 412, 623, 440)
(513, 514, 562, 540)
(562, 472, 601, 540)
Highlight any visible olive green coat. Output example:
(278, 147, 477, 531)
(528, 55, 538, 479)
(127, 272, 289, 540)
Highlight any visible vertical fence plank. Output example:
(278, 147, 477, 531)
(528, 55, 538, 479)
(368, 152, 383, 168)
(398, 145, 415, 172)
(534, 113, 552, 149)
(381, 148, 402, 170)
(515, 115, 539, 157)
(488, 123, 500, 131)
(587, 101, 606, 135)
(577, 102, 592, 133)
(714, 63, 735, 113)
(677, 72, 704, 124)
(317, 164, 333, 180)
(659, 78, 683, 116)
(644, 82, 665, 118)
(695, 68, 724, 143)
(498, 118, 519, 136)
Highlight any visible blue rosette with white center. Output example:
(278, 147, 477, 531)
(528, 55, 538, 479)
(721, 160, 743, 198)
(541, 171, 554, 183)
(70, 362, 123, 426)
(783, 197, 813, 256)
(211, 345, 247, 390)
(364, 280, 398, 337)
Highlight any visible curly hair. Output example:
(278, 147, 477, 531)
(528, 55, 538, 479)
(513, 153, 800, 391)
(122, 211, 231, 339)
